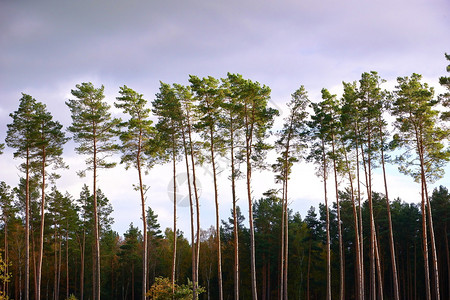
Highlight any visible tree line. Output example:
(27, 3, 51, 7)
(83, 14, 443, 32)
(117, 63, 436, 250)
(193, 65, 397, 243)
(0, 54, 449, 299)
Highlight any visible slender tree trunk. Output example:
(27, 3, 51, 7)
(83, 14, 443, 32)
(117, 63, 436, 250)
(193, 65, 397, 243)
(307, 238, 311, 300)
(3, 216, 8, 298)
(230, 118, 239, 300)
(137, 136, 148, 300)
(378, 116, 400, 300)
(420, 144, 440, 300)
(25, 147, 30, 300)
(132, 263, 135, 300)
(244, 105, 258, 300)
(58, 236, 62, 300)
(283, 173, 289, 300)
(186, 117, 201, 298)
(54, 225, 58, 300)
(171, 138, 177, 295)
(374, 229, 383, 299)
(80, 224, 85, 300)
(321, 139, 331, 300)
(181, 129, 196, 300)
(280, 179, 285, 300)
(37, 146, 46, 300)
(355, 125, 365, 300)
(209, 129, 223, 300)
(342, 141, 362, 299)
(444, 225, 450, 300)
(331, 137, 345, 300)
(66, 224, 69, 299)
(93, 132, 101, 300)
(420, 178, 431, 300)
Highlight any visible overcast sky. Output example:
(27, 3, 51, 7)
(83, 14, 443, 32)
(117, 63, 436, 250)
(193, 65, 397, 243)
(1, 0, 449, 237)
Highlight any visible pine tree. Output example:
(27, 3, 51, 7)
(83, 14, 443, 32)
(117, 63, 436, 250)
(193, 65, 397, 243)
(190, 75, 225, 300)
(32, 101, 68, 300)
(6, 93, 38, 300)
(66, 82, 119, 300)
(238, 76, 278, 300)
(152, 82, 183, 294)
(273, 86, 309, 299)
(221, 74, 246, 300)
(115, 85, 159, 300)
(392, 73, 450, 300)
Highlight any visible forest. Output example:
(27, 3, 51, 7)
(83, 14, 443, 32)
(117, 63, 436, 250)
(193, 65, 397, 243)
(0, 54, 449, 300)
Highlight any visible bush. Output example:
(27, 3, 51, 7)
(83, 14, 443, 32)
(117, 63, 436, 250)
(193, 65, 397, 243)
(147, 277, 205, 300)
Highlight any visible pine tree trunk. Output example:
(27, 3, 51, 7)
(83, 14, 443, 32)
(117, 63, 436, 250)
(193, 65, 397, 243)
(342, 142, 362, 300)
(209, 126, 223, 300)
(280, 180, 285, 300)
(283, 176, 289, 300)
(244, 105, 258, 300)
(66, 225, 69, 299)
(80, 223, 85, 300)
(331, 137, 345, 300)
(230, 118, 239, 300)
(421, 159, 440, 300)
(137, 139, 148, 300)
(374, 229, 384, 299)
(187, 117, 201, 298)
(37, 146, 46, 300)
(181, 130, 196, 300)
(322, 139, 331, 300)
(93, 133, 101, 300)
(444, 225, 449, 300)
(354, 126, 365, 300)
(171, 141, 177, 295)
(25, 147, 30, 300)
(379, 116, 400, 300)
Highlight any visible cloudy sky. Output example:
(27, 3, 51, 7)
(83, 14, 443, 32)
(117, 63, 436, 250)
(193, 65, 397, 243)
(1, 0, 449, 236)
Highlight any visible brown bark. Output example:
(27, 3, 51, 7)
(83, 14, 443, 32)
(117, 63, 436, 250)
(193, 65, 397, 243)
(244, 103, 258, 300)
(230, 116, 239, 300)
(37, 145, 46, 300)
(378, 115, 400, 300)
(209, 126, 223, 300)
(171, 136, 177, 295)
(321, 139, 331, 300)
(92, 127, 101, 300)
(137, 132, 148, 300)
(25, 147, 30, 300)
(181, 128, 196, 300)
(331, 136, 344, 300)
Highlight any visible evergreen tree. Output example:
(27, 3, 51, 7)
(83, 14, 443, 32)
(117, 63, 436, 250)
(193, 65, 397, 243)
(392, 73, 450, 300)
(5, 93, 38, 300)
(66, 82, 119, 300)
(234, 75, 278, 300)
(32, 101, 68, 300)
(190, 75, 225, 300)
(273, 86, 309, 299)
(115, 85, 159, 300)
(152, 82, 183, 294)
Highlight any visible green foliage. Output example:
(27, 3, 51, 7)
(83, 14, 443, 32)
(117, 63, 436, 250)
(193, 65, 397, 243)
(66, 82, 119, 176)
(147, 277, 204, 299)
(392, 73, 450, 182)
(65, 294, 78, 300)
(6, 93, 37, 160)
(115, 85, 160, 171)
(273, 85, 310, 183)
(0, 253, 11, 300)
